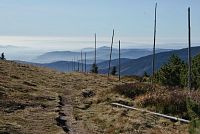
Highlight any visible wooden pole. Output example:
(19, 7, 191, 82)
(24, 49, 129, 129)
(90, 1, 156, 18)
(66, 60, 68, 72)
(74, 57, 76, 71)
(77, 57, 80, 72)
(188, 7, 192, 90)
(69, 61, 71, 72)
(71, 58, 73, 72)
(119, 40, 121, 81)
(152, 3, 157, 83)
(95, 33, 97, 65)
(76, 57, 77, 72)
(108, 29, 115, 78)
(67, 61, 68, 72)
(85, 52, 87, 73)
(81, 51, 83, 72)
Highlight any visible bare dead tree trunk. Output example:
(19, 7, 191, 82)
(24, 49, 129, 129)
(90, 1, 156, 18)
(77, 57, 80, 72)
(152, 3, 157, 83)
(95, 33, 97, 65)
(66, 60, 68, 72)
(85, 52, 87, 73)
(69, 62, 71, 72)
(75, 59, 76, 71)
(188, 7, 192, 90)
(81, 51, 83, 72)
(119, 40, 121, 81)
(74, 57, 76, 71)
(69, 61, 71, 72)
(71, 58, 73, 72)
(108, 29, 115, 78)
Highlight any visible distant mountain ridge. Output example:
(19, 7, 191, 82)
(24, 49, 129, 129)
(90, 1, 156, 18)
(99, 46, 200, 76)
(32, 46, 172, 63)
(21, 46, 200, 77)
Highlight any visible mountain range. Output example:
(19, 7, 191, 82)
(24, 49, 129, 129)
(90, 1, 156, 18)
(32, 46, 172, 63)
(22, 46, 200, 76)
(102, 46, 200, 76)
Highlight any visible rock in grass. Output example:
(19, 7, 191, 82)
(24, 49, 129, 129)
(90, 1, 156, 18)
(82, 89, 95, 98)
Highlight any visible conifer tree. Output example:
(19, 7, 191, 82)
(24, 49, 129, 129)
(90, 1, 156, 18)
(111, 66, 117, 76)
(91, 63, 98, 74)
(0, 52, 5, 60)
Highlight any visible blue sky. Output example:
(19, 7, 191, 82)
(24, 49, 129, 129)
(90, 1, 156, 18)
(0, 0, 199, 50)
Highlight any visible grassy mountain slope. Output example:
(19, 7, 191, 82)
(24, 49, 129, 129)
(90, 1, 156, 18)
(0, 60, 189, 133)
(0, 60, 64, 133)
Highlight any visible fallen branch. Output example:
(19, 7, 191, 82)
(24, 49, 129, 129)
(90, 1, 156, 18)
(111, 102, 190, 123)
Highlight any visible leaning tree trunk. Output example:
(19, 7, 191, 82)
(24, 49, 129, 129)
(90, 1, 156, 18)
(108, 29, 115, 78)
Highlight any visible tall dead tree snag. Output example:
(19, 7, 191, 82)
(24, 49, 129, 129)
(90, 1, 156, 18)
(74, 57, 76, 71)
(71, 58, 74, 72)
(188, 7, 192, 90)
(81, 51, 83, 72)
(77, 57, 80, 72)
(91, 33, 98, 74)
(66, 59, 68, 72)
(95, 33, 97, 65)
(67, 60, 70, 72)
(85, 52, 87, 73)
(118, 40, 121, 81)
(108, 29, 115, 78)
(152, 3, 157, 83)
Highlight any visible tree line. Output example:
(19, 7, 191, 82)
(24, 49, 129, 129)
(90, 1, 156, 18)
(153, 54, 200, 90)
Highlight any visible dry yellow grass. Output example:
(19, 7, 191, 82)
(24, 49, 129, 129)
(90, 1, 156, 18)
(0, 60, 67, 134)
(0, 60, 189, 134)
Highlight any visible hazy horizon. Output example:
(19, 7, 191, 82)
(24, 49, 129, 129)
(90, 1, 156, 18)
(0, 0, 200, 61)
(0, 36, 200, 52)
(0, 0, 200, 51)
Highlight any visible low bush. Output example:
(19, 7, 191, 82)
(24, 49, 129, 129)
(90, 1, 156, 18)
(189, 120, 200, 134)
(187, 98, 200, 134)
(135, 88, 200, 119)
(113, 82, 200, 123)
(121, 75, 142, 82)
(112, 83, 154, 99)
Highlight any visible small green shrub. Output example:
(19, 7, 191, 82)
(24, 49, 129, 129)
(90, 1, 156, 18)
(137, 89, 188, 117)
(187, 98, 200, 119)
(0, 52, 6, 60)
(136, 89, 200, 120)
(111, 66, 117, 76)
(91, 63, 98, 74)
(187, 98, 200, 134)
(189, 120, 200, 134)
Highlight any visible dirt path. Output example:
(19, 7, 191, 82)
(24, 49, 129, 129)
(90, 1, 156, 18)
(55, 83, 89, 134)
(61, 95, 88, 134)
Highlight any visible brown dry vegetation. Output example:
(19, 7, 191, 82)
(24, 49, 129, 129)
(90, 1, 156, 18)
(0, 60, 189, 134)
(113, 83, 200, 119)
